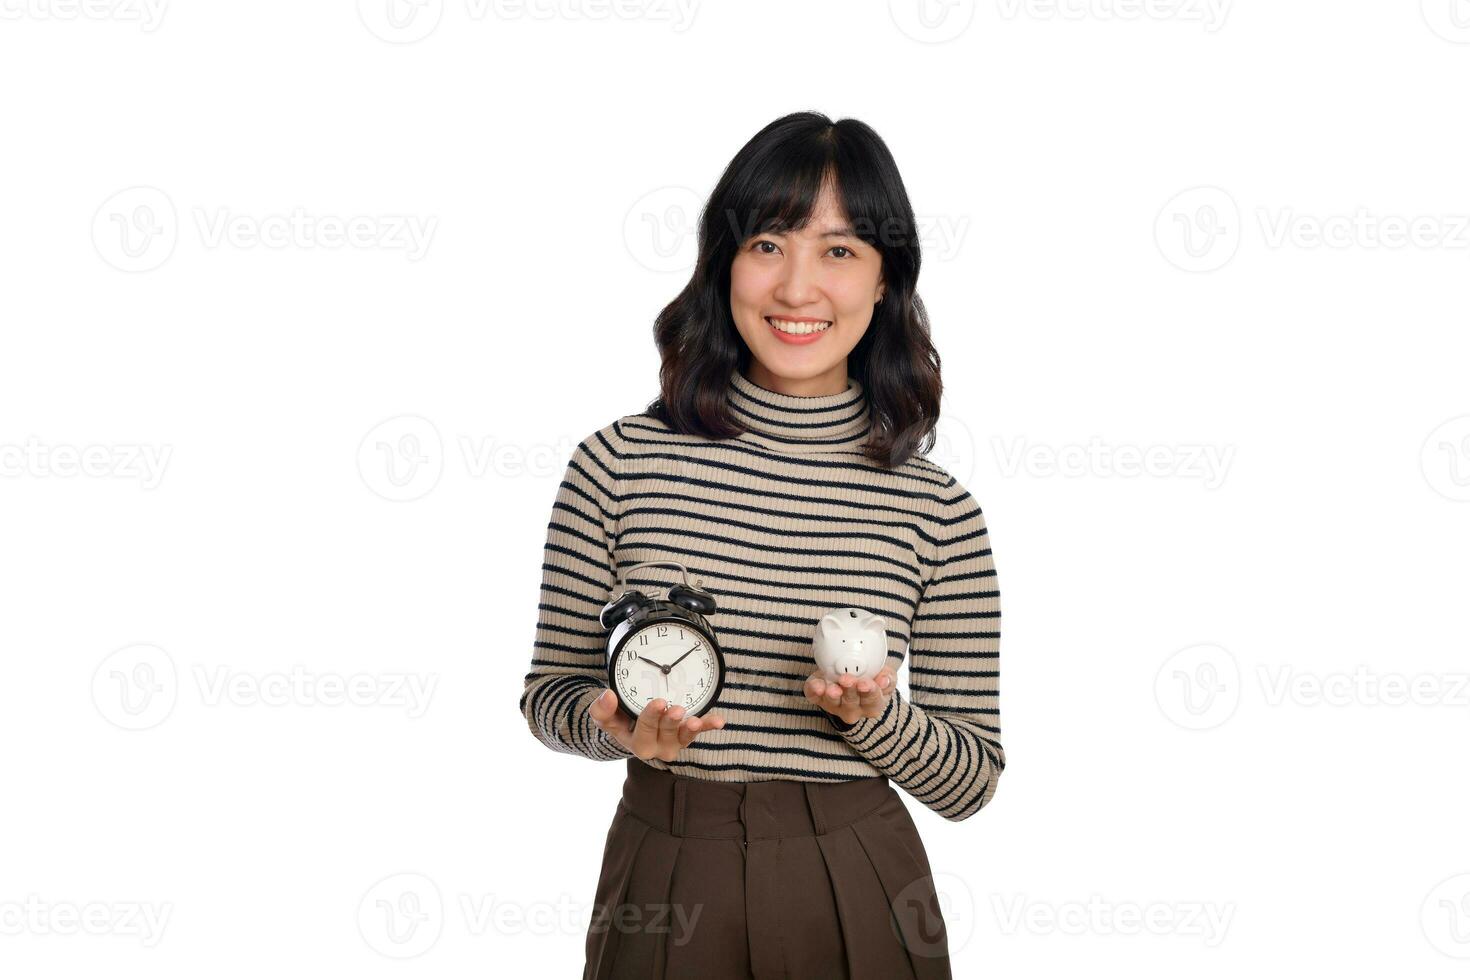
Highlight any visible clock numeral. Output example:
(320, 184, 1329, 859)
(655, 625, 668, 637)
(684, 693, 694, 706)
(638, 634, 649, 646)
(628, 686, 637, 697)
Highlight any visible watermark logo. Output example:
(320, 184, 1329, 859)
(1257, 665, 1470, 709)
(92, 186, 178, 273)
(358, 0, 444, 42)
(0, 437, 172, 488)
(1158, 648, 1470, 728)
(1257, 208, 1470, 250)
(359, 873, 444, 958)
(992, 894, 1235, 946)
(1155, 186, 1240, 273)
(993, 436, 1234, 488)
(92, 643, 179, 731)
(1422, 0, 1470, 43)
(889, 0, 977, 43)
(92, 646, 438, 727)
(1422, 873, 1470, 958)
(0, 0, 168, 29)
(358, 415, 445, 502)
(92, 186, 436, 270)
(926, 414, 978, 486)
(891, 870, 976, 957)
(358, 0, 698, 42)
(0, 895, 173, 946)
(357, 416, 581, 501)
(1421, 415, 1470, 502)
(624, 186, 703, 273)
(1154, 643, 1240, 730)
(995, 0, 1230, 30)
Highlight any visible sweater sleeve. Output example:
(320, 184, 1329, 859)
(823, 479, 1004, 821)
(518, 427, 634, 762)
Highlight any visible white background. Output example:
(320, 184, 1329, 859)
(2, 0, 1469, 976)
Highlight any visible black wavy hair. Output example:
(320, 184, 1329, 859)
(643, 110, 944, 470)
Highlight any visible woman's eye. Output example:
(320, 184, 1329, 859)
(753, 240, 778, 254)
(830, 245, 853, 259)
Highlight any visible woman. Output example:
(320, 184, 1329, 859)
(520, 111, 1004, 980)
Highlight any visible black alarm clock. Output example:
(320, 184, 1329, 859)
(599, 560, 725, 720)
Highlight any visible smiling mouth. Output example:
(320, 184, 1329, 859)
(765, 316, 833, 336)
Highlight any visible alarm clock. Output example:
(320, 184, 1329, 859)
(599, 560, 725, 720)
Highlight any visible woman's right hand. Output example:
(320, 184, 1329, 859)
(587, 689, 726, 762)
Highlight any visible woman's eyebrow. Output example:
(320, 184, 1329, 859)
(759, 225, 857, 238)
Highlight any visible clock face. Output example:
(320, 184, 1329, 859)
(612, 620, 720, 717)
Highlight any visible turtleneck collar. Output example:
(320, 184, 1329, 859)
(726, 367, 871, 454)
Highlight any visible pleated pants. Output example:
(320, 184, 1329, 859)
(583, 758, 952, 980)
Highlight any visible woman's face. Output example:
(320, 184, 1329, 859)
(729, 183, 886, 395)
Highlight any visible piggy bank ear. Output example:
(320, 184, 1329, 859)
(861, 614, 887, 635)
(819, 614, 843, 638)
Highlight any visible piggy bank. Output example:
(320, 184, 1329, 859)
(812, 608, 889, 682)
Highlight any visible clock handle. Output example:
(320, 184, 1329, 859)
(616, 560, 717, 615)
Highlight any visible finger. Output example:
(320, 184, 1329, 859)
(804, 674, 828, 701)
(633, 698, 666, 757)
(588, 689, 624, 732)
(677, 715, 704, 746)
(840, 684, 861, 708)
(659, 703, 685, 744)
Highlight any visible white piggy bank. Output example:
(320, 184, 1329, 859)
(812, 608, 889, 682)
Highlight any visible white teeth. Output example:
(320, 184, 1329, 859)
(767, 317, 833, 335)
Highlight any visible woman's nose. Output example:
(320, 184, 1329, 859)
(772, 255, 822, 305)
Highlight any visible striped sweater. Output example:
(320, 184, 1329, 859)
(520, 367, 1004, 821)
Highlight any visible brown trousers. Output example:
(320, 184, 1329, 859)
(584, 758, 952, 980)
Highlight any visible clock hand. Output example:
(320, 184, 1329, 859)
(667, 644, 700, 670)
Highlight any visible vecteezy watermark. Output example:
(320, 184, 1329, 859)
(1157, 643, 1470, 730)
(623, 186, 703, 274)
(0, 437, 172, 489)
(1256, 208, 1470, 251)
(92, 643, 438, 730)
(585, 900, 704, 945)
(1155, 186, 1241, 273)
(1155, 643, 1241, 730)
(889, 0, 977, 43)
(359, 873, 444, 959)
(191, 665, 437, 717)
(992, 894, 1236, 946)
(359, 872, 706, 959)
(0, 0, 168, 29)
(623, 192, 972, 273)
(1157, 186, 1470, 272)
(1257, 665, 1470, 709)
(925, 414, 978, 487)
(1421, 415, 1470, 502)
(993, 436, 1234, 489)
(891, 871, 976, 958)
(1422, 0, 1470, 43)
(92, 186, 436, 271)
(0, 895, 174, 947)
(1422, 873, 1470, 958)
(994, 0, 1230, 30)
(357, 0, 699, 43)
(356, 414, 580, 502)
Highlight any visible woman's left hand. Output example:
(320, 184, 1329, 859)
(803, 665, 897, 726)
